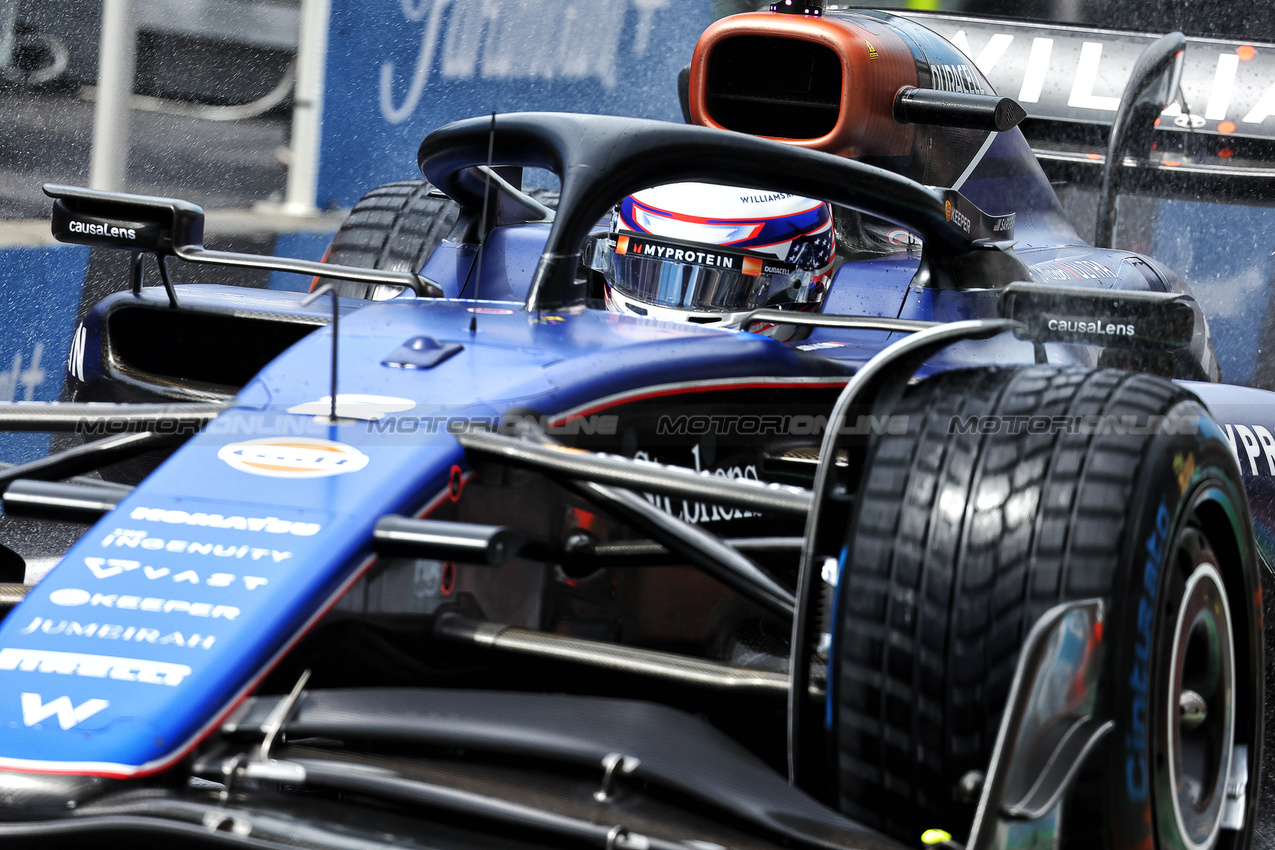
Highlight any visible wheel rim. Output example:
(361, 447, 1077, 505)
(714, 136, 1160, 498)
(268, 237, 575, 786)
(1165, 529, 1235, 850)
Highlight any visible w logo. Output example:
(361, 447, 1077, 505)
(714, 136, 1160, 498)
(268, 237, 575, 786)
(20, 693, 109, 730)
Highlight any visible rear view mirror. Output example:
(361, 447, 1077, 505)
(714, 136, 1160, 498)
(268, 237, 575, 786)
(43, 184, 442, 299)
(45, 184, 205, 255)
(999, 281, 1197, 350)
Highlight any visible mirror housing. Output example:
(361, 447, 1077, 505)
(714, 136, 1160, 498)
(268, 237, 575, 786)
(999, 281, 1196, 350)
(42, 184, 443, 298)
(45, 184, 204, 255)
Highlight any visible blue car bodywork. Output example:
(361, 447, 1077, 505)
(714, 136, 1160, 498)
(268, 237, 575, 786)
(0, 8, 1267, 848)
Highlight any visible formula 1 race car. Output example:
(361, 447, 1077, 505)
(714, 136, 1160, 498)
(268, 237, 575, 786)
(0, 4, 1267, 850)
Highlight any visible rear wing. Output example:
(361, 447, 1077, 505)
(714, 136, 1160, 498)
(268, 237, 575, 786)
(899, 11, 1275, 203)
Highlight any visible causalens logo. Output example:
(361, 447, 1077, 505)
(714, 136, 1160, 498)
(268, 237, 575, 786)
(1045, 317, 1135, 337)
(67, 219, 137, 241)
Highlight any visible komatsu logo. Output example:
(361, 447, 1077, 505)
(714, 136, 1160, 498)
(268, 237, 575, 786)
(128, 507, 321, 536)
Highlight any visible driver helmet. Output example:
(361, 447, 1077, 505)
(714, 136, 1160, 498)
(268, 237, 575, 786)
(588, 183, 835, 334)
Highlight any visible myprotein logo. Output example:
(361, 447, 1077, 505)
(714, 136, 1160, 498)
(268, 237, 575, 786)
(218, 438, 369, 478)
(616, 234, 742, 272)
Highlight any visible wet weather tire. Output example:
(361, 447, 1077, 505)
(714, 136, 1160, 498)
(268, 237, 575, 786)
(832, 365, 1262, 850)
(320, 180, 461, 300)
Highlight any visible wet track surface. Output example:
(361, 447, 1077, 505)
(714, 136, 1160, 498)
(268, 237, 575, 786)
(0, 84, 288, 221)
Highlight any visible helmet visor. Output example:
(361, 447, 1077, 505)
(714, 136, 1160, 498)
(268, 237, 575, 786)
(604, 233, 814, 312)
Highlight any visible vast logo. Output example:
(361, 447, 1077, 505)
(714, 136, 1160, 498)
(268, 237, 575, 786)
(20, 692, 109, 730)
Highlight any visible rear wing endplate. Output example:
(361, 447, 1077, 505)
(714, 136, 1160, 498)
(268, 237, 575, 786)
(900, 12, 1275, 202)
